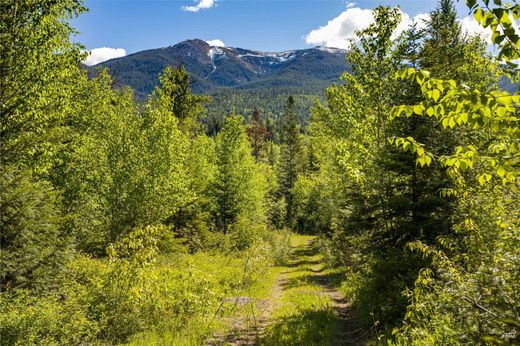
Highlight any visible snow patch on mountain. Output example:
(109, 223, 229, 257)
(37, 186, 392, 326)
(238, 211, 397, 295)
(265, 51, 296, 64)
(237, 52, 266, 59)
(208, 47, 224, 60)
(316, 47, 345, 54)
(205, 47, 224, 80)
(236, 50, 297, 66)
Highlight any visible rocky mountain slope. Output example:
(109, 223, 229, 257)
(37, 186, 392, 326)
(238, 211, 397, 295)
(86, 39, 349, 99)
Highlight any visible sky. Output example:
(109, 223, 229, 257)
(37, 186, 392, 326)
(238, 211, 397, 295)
(73, 0, 503, 65)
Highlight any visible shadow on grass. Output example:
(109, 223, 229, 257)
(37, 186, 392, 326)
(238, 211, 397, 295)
(307, 270, 345, 288)
(287, 259, 321, 267)
(261, 308, 336, 346)
(280, 269, 345, 292)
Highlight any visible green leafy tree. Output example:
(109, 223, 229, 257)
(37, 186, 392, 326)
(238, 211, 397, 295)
(0, 0, 86, 170)
(389, 0, 520, 343)
(152, 66, 217, 249)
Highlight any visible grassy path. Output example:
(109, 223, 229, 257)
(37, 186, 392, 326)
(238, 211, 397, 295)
(209, 235, 367, 345)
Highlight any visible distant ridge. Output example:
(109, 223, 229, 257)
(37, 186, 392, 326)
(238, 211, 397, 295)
(86, 39, 349, 99)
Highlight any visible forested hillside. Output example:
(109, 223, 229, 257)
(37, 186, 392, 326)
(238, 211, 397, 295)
(85, 40, 347, 97)
(85, 40, 348, 136)
(1, 0, 519, 345)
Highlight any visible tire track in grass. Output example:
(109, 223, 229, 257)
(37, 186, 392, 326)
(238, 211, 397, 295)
(261, 235, 367, 346)
(207, 235, 367, 345)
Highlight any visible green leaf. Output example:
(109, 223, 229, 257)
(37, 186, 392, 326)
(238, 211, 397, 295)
(413, 105, 423, 115)
(449, 118, 456, 128)
(432, 89, 441, 102)
(474, 8, 485, 23)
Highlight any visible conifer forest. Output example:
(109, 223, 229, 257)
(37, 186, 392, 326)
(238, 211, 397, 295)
(0, 0, 519, 345)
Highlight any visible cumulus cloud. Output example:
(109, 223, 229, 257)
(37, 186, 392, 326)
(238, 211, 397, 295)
(459, 16, 492, 41)
(305, 5, 429, 49)
(83, 47, 126, 66)
(305, 7, 373, 49)
(459, 15, 518, 44)
(306, 3, 520, 52)
(182, 0, 216, 12)
(206, 39, 225, 47)
(396, 12, 430, 38)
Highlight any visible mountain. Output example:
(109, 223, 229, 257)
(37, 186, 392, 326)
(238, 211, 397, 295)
(86, 39, 348, 99)
(86, 39, 516, 136)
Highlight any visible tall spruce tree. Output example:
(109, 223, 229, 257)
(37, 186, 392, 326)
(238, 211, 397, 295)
(419, 0, 493, 86)
(0, 0, 86, 287)
(154, 65, 209, 134)
(419, 0, 462, 77)
(278, 96, 302, 227)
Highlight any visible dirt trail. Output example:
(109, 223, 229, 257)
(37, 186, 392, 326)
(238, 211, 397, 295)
(207, 236, 367, 345)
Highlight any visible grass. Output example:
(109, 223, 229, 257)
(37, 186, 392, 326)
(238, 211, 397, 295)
(123, 234, 350, 345)
(260, 235, 345, 346)
(123, 246, 284, 345)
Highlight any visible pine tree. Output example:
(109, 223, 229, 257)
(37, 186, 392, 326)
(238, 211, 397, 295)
(419, 0, 492, 86)
(278, 96, 302, 227)
(246, 109, 269, 161)
(0, 167, 63, 288)
(420, 0, 461, 76)
(154, 65, 209, 134)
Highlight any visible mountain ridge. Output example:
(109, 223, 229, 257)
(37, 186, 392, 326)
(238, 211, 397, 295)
(86, 39, 349, 99)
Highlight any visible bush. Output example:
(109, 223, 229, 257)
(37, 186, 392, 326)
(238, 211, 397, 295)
(0, 166, 64, 289)
(0, 254, 106, 345)
(263, 228, 292, 266)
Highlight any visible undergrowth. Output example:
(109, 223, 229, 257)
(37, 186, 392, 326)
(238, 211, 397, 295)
(0, 227, 292, 345)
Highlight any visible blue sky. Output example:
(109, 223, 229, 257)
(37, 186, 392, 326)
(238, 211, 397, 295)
(73, 0, 484, 65)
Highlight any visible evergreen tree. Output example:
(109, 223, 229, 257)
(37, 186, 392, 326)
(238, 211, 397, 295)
(420, 0, 462, 76)
(0, 0, 86, 285)
(0, 167, 63, 288)
(212, 115, 265, 232)
(154, 65, 210, 134)
(419, 0, 494, 86)
(246, 109, 270, 161)
(278, 96, 302, 227)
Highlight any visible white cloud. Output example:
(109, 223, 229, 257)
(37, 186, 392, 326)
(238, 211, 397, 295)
(459, 15, 519, 43)
(460, 16, 492, 42)
(305, 7, 374, 49)
(182, 0, 216, 12)
(83, 47, 126, 66)
(206, 39, 225, 47)
(346, 2, 356, 8)
(305, 6, 429, 49)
